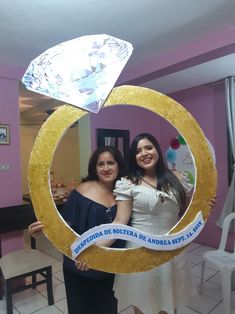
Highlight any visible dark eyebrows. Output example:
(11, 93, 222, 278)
(136, 144, 153, 151)
(97, 160, 116, 165)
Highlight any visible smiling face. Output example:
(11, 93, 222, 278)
(136, 138, 159, 173)
(96, 151, 119, 185)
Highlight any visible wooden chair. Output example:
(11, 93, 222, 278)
(0, 249, 54, 314)
(0, 203, 54, 314)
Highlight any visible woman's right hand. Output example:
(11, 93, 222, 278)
(75, 260, 90, 271)
(28, 221, 43, 237)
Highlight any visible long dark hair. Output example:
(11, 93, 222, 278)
(128, 133, 186, 212)
(82, 146, 128, 186)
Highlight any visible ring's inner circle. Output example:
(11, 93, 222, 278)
(28, 85, 216, 273)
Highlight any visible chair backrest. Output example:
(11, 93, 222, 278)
(218, 212, 235, 251)
(0, 203, 36, 234)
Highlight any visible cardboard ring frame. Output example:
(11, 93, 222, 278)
(28, 85, 217, 273)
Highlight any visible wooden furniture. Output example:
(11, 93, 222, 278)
(23, 194, 66, 207)
(0, 200, 64, 313)
(0, 249, 54, 314)
(0, 203, 36, 257)
(0, 200, 65, 257)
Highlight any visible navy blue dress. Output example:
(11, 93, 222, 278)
(60, 189, 124, 314)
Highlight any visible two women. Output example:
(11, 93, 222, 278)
(30, 132, 196, 314)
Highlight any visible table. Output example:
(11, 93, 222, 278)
(23, 194, 66, 208)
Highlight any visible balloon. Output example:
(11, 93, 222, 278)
(166, 147, 177, 163)
(170, 138, 180, 149)
(177, 134, 186, 145)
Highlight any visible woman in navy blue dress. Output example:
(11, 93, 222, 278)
(28, 146, 127, 314)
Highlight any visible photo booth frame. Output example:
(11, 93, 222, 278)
(28, 85, 217, 273)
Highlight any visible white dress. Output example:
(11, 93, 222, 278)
(113, 178, 195, 314)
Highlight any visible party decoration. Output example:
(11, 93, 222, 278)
(22, 34, 133, 113)
(28, 85, 217, 273)
(177, 134, 186, 145)
(170, 138, 180, 150)
(166, 135, 216, 186)
(71, 212, 204, 258)
(166, 147, 177, 170)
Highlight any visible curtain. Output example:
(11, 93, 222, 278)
(217, 77, 235, 227)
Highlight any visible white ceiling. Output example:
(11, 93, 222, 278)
(141, 53, 235, 94)
(1, 0, 235, 123)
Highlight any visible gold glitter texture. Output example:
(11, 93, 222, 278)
(28, 85, 217, 273)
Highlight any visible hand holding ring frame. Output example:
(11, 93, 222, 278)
(28, 221, 44, 237)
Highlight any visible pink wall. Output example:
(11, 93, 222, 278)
(0, 63, 25, 254)
(90, 104, 177, 150)
(0, 65, 23, 207)
(170, 83, 228, 248)
(90, 83, 228, 248)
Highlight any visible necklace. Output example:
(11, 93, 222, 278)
(141, 177, 164, 203)
(141, 177, 157, 190)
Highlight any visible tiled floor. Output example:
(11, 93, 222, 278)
(0, 237, 234, 314)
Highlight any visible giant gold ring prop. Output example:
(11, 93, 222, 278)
(28, 85, 217, 273)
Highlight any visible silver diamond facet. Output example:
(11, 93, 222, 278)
(22, 34, 133, 113)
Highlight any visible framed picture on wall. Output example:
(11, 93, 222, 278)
(0, 124, 10, 145)
(96, 128, 130, 161)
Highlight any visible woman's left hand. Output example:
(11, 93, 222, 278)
(75, 260, 90, 271)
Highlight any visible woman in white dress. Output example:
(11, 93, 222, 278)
(110, 133, 195, 314)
